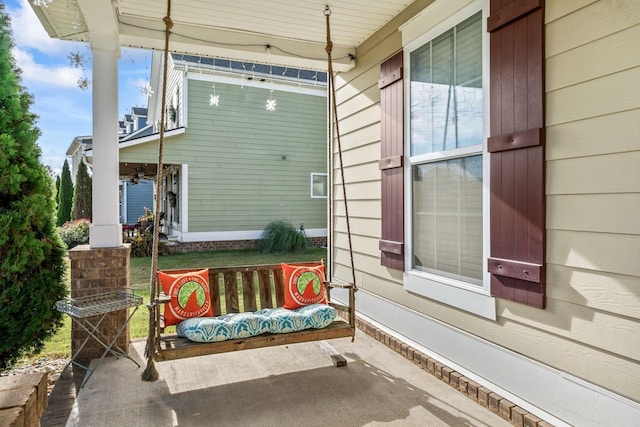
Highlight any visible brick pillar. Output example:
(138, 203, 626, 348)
(68, 244, 131, 365)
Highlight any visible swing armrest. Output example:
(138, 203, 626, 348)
(328, 301, 350, 313)
(156, 293, 171, 304)
(325, 281, 354, 289)
(147, 293, 171, 310)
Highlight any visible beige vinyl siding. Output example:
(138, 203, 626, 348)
(122, 78, 327, 234)
(544, 2, 640, 401)
(332, 0, 640, 401)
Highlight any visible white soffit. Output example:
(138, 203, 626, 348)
(31, 0, 416, 71)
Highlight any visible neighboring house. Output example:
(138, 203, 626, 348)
(33, 1, 640, 425)
(120, 107, 149, 135)
(66, 135, 92, 182)
(68, 108, 154, 226)
(113, 53, 329, 250)
(119, 179, 153, 225)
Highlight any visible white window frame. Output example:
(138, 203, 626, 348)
(402, 0, 495, 320)
(310, 173, 328, 199)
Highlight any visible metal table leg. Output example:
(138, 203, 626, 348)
(69, 306, 141, 388)
(56, 290, 143, 388)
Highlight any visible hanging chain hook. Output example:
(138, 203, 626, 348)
(324, 5, 331, 16)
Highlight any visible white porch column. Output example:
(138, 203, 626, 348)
(89, 46, 122, 248)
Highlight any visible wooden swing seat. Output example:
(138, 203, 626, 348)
(142, 6, 357, 376)
(153, 261, 356, 362)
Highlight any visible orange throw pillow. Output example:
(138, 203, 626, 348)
(281, 263, 327, 310)
(158, 268, 214, 326)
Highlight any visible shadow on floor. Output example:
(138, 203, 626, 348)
(41, 365, 84, 427)
(49, 334, 511, 427)
(158, 352, 495, 427)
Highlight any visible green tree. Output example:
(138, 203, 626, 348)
(56, 159, 73, 226)
(72, 160, 92, 220)
(55, 174, 60, 199)
(0, 6, 67, 370)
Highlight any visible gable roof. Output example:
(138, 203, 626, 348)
(131, 107, 147, 116)
(119, 124, 154, 143)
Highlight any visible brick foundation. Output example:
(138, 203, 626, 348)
(68, 245, 131, 365)
(354, 317, 554, 427)
(167, 237, 327, 254)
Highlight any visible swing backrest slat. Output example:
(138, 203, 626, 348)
(158, 261, 324, 331)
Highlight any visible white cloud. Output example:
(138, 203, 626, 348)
(7, 0, 66, 55)
(12, 47, 83, 88)
(3, 2, 155, 172)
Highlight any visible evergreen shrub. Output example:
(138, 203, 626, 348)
(56, 159, 73, 226)
(0, 7, 67, 370)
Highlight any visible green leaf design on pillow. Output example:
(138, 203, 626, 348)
(177, 281, 206, 308)
(297, 271, 321, 296)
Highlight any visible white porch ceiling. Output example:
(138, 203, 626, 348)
(30, 0, 416, 71)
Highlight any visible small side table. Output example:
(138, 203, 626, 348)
(56, 289, 143, 388)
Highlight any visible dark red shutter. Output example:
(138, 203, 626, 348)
(487, 0, 546, 308)
(379, 51, 404, 270)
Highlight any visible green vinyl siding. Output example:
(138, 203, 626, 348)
(121, 78, 328, 234)
(187, 80, 327, 232)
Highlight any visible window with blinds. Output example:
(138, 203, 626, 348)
(408, 11, 484, 285)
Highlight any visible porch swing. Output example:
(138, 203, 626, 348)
(141, 3, 357, 380)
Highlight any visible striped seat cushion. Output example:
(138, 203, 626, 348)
(176, 304, 337, 343)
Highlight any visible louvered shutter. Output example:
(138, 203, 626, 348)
(487, 0, 546, 308)
(379, 51, 404, 270)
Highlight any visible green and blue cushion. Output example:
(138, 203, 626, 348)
(176, 303, 337, 343)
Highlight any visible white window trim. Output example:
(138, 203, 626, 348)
(310, 172, 328, 199)
(181, 164, 188, 233)
(182, 71, 189, 128)
(170, 169, 179, 227)
(402, 0, 495, 320)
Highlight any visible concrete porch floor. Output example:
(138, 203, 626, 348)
(45, 329, 513, 427)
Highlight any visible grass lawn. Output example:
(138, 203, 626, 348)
(33, 248, 327, 361)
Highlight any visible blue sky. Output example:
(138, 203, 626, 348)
(5, 0, 152, 175)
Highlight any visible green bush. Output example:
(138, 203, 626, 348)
(58, 218, 90, 249)
(0, 8, 67, 370)
(258, 221, 309, 253)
